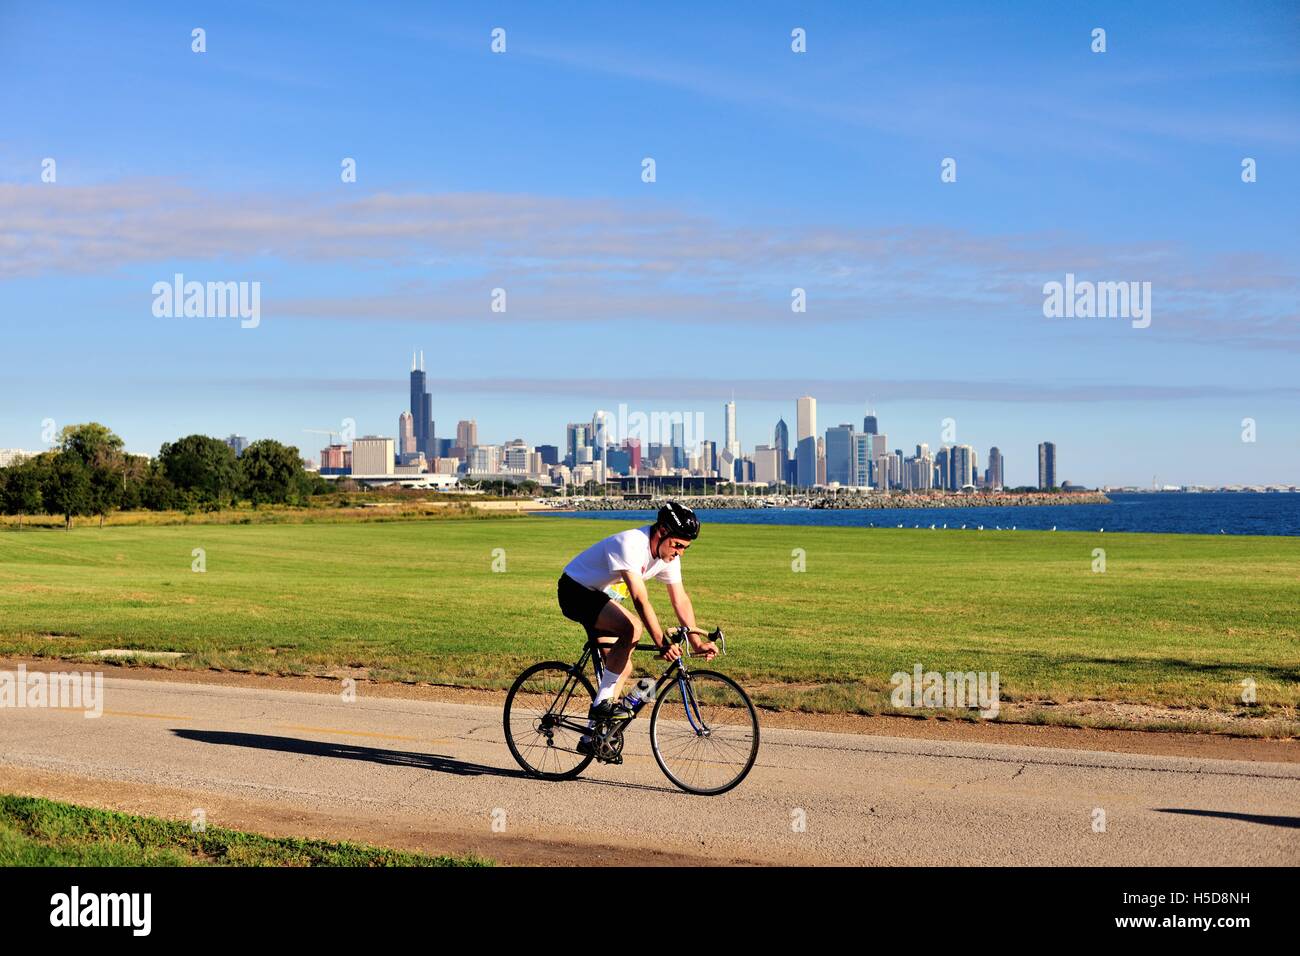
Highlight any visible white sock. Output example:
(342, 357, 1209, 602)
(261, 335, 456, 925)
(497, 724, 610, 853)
(589, 667, 623, 728)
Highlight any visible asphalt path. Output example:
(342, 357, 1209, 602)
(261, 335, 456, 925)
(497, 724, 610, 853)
(1, 674, 1296, 865)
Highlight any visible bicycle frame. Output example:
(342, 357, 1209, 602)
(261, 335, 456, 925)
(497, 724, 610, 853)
(545, 632, 716, 737)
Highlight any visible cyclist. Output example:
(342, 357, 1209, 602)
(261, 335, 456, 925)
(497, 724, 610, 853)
(557, 501, 718, 755)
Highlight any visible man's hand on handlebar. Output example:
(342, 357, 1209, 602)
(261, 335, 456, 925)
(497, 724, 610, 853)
(690, 640, 719, 661)
(656, 633, 683, 662)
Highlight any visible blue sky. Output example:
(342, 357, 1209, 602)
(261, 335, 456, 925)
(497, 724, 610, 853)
(1, 0, 1297, 486)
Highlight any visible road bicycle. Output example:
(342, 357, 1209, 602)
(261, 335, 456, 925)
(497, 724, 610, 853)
(503, 625, 759, 795)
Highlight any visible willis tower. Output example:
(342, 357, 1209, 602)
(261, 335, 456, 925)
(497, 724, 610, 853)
(410, 351, 434, 460)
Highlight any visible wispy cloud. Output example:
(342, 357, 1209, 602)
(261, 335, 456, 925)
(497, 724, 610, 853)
(3, 180, 1296, 348)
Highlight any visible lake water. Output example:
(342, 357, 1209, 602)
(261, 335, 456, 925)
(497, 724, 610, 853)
(542, 492, 1300, 536)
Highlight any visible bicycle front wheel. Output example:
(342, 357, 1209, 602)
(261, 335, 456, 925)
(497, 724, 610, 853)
(503, 661, 595, 780)
(649, 670, 759, 795)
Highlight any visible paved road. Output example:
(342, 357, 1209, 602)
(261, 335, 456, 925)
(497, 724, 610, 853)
(1, 675, 1296, 865)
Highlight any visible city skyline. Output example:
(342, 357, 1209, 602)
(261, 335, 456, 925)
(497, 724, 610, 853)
(2, 2, 1296, 486)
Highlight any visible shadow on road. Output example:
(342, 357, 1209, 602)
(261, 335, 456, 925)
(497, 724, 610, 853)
(1156, 808, 1300, 829)
(170, 729, 678, 794)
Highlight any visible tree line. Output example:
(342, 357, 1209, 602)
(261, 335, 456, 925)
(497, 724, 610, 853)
(0, 423, 331, 529)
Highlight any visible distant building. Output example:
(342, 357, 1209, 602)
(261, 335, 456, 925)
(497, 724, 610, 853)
(503, 439, 530, 472)
(863, 414, 878, 435)
(816, 437, 826, 485)
(852, 433, 873, 488)
(773, 418, 789, 475)
(537, 444, 560, 467)
(398, 411, 415, 456)
(409, 351, 435, 460)
(470, 445, 501, 473)
(796, 435, 817, 487)
(753, 444, 780, 484)
(797, 396, 817, 443)
(622, 439, 641, 473)
(565, 423, 589, 467)
(606, 448, 631, 475)
(351, 436, 395, 476)
(1038, 442, 1057, 490)
(724, 401, 740, 461)
(671, 420, 686, 469)
(591, 411, 612, 473)
(717, 447, 737, 483)
(903, 453, 933, 491)
(224, 434, 250, 457)
(320, 444, 351, 475)
(949, 445, 976, 491)
(457, 420, 478, 455)
(986, 446, 1004, 489)
(698, 439, 716, 476)
(825, 424, 855, 486)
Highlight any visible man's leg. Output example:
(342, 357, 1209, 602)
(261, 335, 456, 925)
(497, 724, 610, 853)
(589, 600, 641, 706)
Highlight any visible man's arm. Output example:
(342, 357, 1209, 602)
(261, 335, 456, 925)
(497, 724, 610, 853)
(621, 569, 666, 648)
(667, 582, 717, 659)
(666, 581, 697, 630)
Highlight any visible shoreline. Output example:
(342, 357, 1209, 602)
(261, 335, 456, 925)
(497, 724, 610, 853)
(547, 491, 1111, 512)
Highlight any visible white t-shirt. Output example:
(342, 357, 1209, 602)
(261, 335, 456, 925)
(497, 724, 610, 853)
(563, 525, 683, 591)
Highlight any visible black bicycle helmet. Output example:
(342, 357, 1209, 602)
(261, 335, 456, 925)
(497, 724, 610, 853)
(656, 501, 700, 540)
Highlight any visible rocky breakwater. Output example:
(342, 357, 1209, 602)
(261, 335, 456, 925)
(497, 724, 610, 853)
(551, 491, 1109, 511)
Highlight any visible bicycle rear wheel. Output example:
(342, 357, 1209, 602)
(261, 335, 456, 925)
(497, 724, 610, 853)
(503, 661, 595, 779)
(649, 670, 759, 795)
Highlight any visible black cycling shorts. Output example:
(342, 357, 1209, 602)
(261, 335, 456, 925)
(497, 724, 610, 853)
(557, 573, 611, 636)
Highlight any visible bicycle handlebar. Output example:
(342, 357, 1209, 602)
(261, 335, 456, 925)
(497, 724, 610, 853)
(633, 626, 726, 656)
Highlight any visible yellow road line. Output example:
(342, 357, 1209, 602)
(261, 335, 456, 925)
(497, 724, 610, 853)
(101, 710, 194, 720)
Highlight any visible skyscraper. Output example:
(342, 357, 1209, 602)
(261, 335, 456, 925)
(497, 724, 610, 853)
(409, 351, 434, 460)
(796, 396, 817, 442)
(773, 418, 789, 464)
(1038, 442, 1057, 490)
(671, 421, 686, 469)
(863, 413, 877, 435)
(753, 445, 780, 484)
(796, 436, 817, 487)
(457, 420, 477, 454)
(724, 400, 739, 460)
(852, 433, 873, 487)
(565, 423, 589, 467)
(591, 410, 611, 475)
(623, 438, 641, 473)
(950, 444, 976, 489)
(398, 411, 415, 456)
(987, 447, 1004, 489)
(825, 424, 855, 485)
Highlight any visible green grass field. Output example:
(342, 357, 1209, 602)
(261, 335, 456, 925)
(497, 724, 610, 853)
(0, 794, 489, 866)
(1, 517, 1296, 729)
